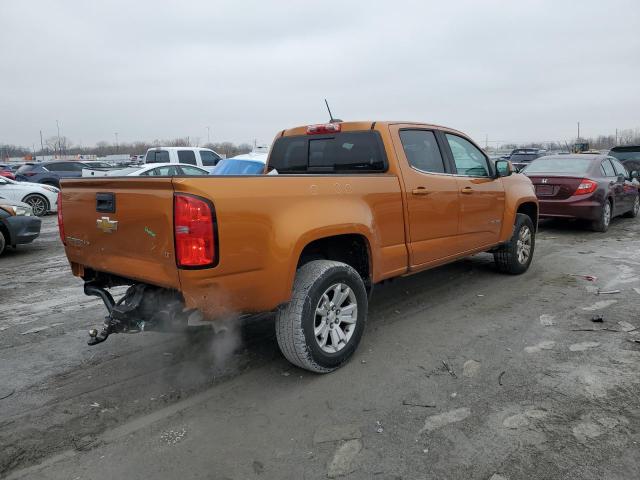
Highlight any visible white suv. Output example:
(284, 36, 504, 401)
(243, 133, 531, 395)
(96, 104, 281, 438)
(144, 147, 222, 173)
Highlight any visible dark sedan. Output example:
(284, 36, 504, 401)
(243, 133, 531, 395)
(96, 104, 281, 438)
(14, 161, 90, 187)
(524, 154, 639, 232)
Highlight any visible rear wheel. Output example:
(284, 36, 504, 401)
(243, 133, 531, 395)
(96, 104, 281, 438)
(494, 213, 535, 274)
(0, 229, 6, 255)
(591, 199, 612, 232)
(623, 194, 639, 218)
(275, 260, 367, 373)
(23, 194, 49, 217)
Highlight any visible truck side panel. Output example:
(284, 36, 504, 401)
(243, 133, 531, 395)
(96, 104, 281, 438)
(172, 175, 406, 318)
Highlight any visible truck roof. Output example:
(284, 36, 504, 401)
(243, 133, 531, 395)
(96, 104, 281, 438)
(279, 121, 468, 138)
(146, 147, 215, 152)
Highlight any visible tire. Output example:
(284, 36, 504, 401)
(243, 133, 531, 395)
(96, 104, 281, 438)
(0, 229, 6, 256)
(23, 194, 49, 217)
(591, 199, 612, 232)
(494, 213, 535, 275)
(275, 260, 368, 373)
(623, 194, 639, 218)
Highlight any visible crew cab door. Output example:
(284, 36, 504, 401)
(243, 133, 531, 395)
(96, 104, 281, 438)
(390, 126, 460, 267)
(441, 132, 505, 251)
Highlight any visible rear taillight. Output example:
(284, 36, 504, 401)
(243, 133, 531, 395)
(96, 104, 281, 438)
(174, 194, 216, 268)
(306, 123, 341, 135)
(574, 179, 598, 195)
(57, 192, 65, 245)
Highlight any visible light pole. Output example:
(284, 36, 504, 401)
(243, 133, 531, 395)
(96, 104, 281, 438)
(56, 120, 61, 156)
(114, 132, 119, 154)
(206, 126, 211, 144)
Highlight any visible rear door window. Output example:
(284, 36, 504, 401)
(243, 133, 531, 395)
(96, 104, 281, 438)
(177, 150, 197, 165)
(146, 150, 169, 163)
(269, 131, 386, 173)
(445, 134, 490, 177)
(399, 130, 446, 173)
(179, 166, 207, 175)
(611, 159, 628, 177)
(601, 160, 616, 177)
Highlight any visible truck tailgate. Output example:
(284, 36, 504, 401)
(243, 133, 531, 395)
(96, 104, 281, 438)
(60, 178, 181, 289)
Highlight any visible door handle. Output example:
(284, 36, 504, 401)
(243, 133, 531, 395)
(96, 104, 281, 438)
(460, 186, 474, 194)
(412, 187, 430, 195)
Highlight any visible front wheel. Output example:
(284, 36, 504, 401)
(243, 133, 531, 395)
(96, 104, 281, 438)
(23, 194, 49, 217)
(494, 213, 535, 274)
(275, 260, 368, 373)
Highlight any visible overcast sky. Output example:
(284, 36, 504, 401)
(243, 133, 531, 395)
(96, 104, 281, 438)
(2, 0, 639, 149)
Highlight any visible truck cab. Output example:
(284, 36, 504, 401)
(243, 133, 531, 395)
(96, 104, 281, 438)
(144, 147, 222, 173)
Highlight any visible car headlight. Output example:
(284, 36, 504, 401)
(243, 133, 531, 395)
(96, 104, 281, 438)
(0, 204, 33, 216)
(42, 185, 60, 193)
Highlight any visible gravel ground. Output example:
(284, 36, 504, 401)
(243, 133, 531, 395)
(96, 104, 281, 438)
(1, 215, 640, 479)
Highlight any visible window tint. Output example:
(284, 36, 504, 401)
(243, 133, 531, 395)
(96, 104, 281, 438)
(144, 166, 179, 176)
(399, 130, 445, 173)
(200, 150, 221, 167)
(16, 165, 34, 174)
(146, 150, 169, 164)
(611, 159, 627, 176)
(177, 150, 197, 165)
(445, 134, 490, 177)
(45, 163, 65, 171)
(269, 131, 386, 173)
(601, 159, 615, 177)
(179, 166, 207, 175)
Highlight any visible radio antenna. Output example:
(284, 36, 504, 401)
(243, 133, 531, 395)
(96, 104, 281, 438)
(324, 99, 342, 123)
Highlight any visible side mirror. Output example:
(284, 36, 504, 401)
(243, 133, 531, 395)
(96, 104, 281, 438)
(495, 159, 513, 178)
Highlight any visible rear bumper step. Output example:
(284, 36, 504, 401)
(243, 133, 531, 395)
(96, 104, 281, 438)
(84, 282, 193, 345)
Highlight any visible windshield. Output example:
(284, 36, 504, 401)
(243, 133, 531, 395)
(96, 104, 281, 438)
(213, 159, 265, 175)
(609, 149, 640, 161)
(524, 157, 592, 175)
(510, 154, 539, 163)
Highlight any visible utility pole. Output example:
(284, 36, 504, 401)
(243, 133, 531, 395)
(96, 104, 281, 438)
(56, 120, 61, 156)
(615, 128, 618, 146)
(39, 130, 44, 160)
(114, 132, 119, 153)
(577, 121, 580, 141)
(206, 126, 210, 144)
(485, 134, 488, 150)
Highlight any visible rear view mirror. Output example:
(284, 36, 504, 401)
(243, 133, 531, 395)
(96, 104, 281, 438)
(495, 159, 512, 177)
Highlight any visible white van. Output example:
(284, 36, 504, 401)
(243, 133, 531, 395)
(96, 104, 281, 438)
(144, 147, 222, 172)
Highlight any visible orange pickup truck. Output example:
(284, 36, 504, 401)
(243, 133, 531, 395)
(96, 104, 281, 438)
(59, 121, 538, 372)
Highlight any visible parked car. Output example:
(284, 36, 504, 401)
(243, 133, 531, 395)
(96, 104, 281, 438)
(0, 196, 42, 255)
(213, 152, 268, 175)
(524, 154, 639, 232)
(59, 120, 538, 372)
(608, 145, 640, 176)
(0, 176, 59, 216)
(15, 161, 90, 187)
(0, 164, 17, 180)
(88, 163, 210, 177)
(509, 148, 546, 171)
(144, 147, 222, 173)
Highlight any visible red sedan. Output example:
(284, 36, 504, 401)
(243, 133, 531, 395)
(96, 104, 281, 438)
(524, 154, 640, 232)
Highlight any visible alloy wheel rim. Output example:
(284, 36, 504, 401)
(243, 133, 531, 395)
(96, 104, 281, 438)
(603, 203, 611, 226)
(28, 197, 46, 215)
(314, 283, 358, 353)
(516, 225, 532, 264)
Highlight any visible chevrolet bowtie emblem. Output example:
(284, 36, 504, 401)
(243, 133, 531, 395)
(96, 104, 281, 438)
(96, 216, 118, 233)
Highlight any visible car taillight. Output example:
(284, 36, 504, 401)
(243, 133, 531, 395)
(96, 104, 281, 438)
(574, 179, 598, 195)
(306, 123, 341, 135)
(174, 194, 216, 268)
(57, 191, 65, 245)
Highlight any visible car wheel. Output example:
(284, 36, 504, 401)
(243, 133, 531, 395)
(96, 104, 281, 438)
(591, 199, 612, 232)
(23, 194, 49, 217)
(275, 260, 368, 373)
(623, 195, 639, 218)
(0, 229, 6, 255)
(494, 213, 536, 275)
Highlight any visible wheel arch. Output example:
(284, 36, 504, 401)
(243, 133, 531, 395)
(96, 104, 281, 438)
(516, 201, 538, 232)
